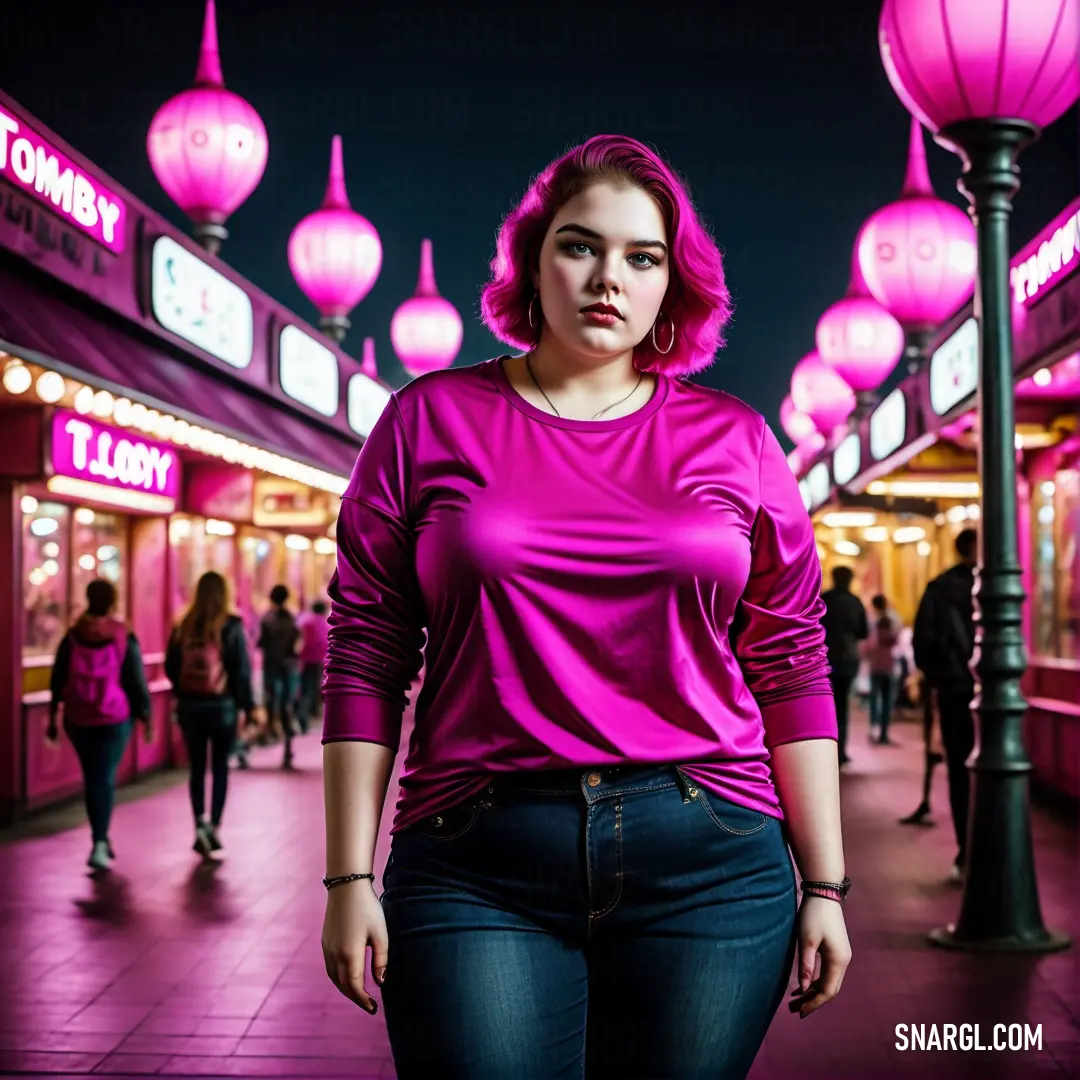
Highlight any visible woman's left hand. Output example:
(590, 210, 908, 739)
(788, 895, 851, 1019)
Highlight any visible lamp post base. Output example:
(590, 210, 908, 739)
(929, 924, 1071, 953)
(193, 221, 227, 256)
(319, 315, 350, 343)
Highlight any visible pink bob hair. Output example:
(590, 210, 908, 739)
(480, 134, 732, 376)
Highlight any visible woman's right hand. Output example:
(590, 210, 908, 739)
(321, 882, 388, 1015)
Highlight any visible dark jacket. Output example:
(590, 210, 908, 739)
(821, 588, 869, 672)
(165, 614, 255, 710)
(258, 608, 301, 669)
(913, 563, 975, 692)
(51, 614, 152, 721)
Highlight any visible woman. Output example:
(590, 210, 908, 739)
(166, 571, 255, 858)
(321, 135, 851, 1080)
(47, 579, 151, 872)
(865, 594, 899, 745)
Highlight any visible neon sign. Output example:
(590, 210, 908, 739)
(51, 411, 180, 501)
(1010, 198, 1080, 309)
(0, 107, 126, 254)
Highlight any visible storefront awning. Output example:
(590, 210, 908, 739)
(0, 266, 361, 479)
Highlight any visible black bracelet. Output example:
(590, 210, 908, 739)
(323, 873, 375, 891)
(800, 876, 851, 900)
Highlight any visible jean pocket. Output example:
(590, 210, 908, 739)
(686, 786, 770, 836)
(413, 802, 483, 842)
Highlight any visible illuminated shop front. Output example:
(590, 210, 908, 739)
(0, 92, 391, 821)
(798, 196, 1080, 802)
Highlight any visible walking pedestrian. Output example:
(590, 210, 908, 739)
(167, 571, 256, 858)
(912, 528, 977, 881)
(821, 566, 869, 765)
(47, 579, 151, 871)
(258, 585, 301, 769)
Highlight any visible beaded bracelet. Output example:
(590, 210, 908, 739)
(323, 873, 375, 891)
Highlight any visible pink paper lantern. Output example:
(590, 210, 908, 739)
(780, 394, 818, 444)
(855, 118, 977, 333)
(790, 352, 857, 437)
(815, 274, 905, 393)
(391, 240, 464, 378)
(288, 135, 383, 343)
(146, 0, 268, 253)
(879, 0, 1080, 134)
(360, 337, 379, 380)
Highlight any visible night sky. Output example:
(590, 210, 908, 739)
(4, 0, 1077, 448)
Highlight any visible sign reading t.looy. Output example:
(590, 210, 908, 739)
(870, 388, 907, 462)
(347, 373, 392, 439)
(930, 317, 979, 416)
(150, 236, 254, 370)
(279, 325, 340, 418)
(51, 410, 181, 501)
(1010, 198, 1080, 310)
(0, 107, 126, 254)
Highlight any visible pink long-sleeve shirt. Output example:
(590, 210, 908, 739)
(323, 357, 836, 833)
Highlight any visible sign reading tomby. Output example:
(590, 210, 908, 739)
(0, 107, 126, 254)
(51, 411, 181, 501)
(150, 236, 254, 370)
(279, 325, 339, 418)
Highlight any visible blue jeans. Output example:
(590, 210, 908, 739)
(66, 722, 132, 843)
(263, 663, 298, 748)
(380, 765, 798, 1080)
(868, 674, 895, 739)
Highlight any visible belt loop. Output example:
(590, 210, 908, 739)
(674, 767, 694, 804)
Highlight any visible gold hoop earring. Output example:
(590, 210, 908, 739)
(528, 293, 541, 329)
(652, 315, 675, 355)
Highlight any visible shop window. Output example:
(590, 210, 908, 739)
(71, 509, 128, 619)
(169, 516, 237, 622)
(22, 499, 71, 658)
(1032, 470, 1080, 661)
(240, 529, 285, 630)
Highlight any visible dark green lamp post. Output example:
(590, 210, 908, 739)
(878, 0, 1078, 952)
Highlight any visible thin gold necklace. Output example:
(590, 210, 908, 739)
(524, 354, 644, 421)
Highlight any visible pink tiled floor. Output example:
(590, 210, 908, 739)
(0, 707, 1076, 1079)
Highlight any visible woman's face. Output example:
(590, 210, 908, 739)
(533, 182, 670, 363)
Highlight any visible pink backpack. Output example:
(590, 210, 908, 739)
(64, 622, 131, 725)
(177, 632, 228, 697)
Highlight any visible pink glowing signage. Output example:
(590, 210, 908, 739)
(0, 107, 126, 254)
(51, 411, 180, 500)
(1010, 198, 1080, 310)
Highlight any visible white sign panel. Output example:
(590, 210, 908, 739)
(150, 235, 254, 369)
(805, 462, 831, 512)
(929, 317, 979, 416)
(832, 433, 861, 487)
(278, 325, 339, 418)
(870, 388, 907, 461)
(347, 373, 392, 439)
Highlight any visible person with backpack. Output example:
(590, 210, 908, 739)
(912, 528, 977, 882)
(46, 579, 151, 871)
(166, 571, 256, 858)
(864, 594, 899, 745)
(257, 584, 302, 769)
